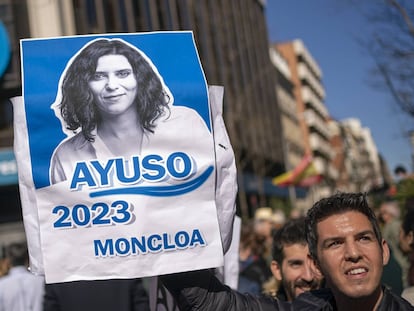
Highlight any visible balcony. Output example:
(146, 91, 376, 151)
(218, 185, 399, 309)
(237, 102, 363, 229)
(309, 133, 334, 159)
(304, 109, 330, 139)
(298, 63, 325, 99)
(269, 47, 291, 80)
(313, 157, 326, 175)
(301, 86, 328, 118)
(293, 40, 322, 79)
(313, 157, 338, 180)
(277, 87, 297, 120)
(282, 116, 303, 148)
(328, 163, 339, 180)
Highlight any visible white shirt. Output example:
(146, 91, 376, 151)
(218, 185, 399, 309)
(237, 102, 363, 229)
(0, 266, 45, 311)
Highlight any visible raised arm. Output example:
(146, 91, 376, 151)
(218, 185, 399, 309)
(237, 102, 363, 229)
(160, 269, 290, 311)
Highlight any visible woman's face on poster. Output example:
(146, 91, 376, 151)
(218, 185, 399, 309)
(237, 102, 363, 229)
(88, 54, 138, 117)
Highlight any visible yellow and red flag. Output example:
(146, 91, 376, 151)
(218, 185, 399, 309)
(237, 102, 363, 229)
(272, 154, 322, 187)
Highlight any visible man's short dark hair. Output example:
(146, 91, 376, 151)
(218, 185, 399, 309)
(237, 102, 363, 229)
(6, 242, 29, 267)
(305, 192, 382, 262)
(394, 165, 407, 175)
(272, 217, 307, 264)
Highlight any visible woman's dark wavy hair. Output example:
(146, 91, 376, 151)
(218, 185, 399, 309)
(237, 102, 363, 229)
(59, 38, 170, 141)
(305, 192, 383, 262)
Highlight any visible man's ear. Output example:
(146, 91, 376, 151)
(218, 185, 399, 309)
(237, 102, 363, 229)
(381, 239, 390, 266)
(307, 254, 323, 278)
(270, 260, 282, 282)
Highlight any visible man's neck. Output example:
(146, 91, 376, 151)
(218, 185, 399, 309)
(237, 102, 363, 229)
(334, 287, 383, 311)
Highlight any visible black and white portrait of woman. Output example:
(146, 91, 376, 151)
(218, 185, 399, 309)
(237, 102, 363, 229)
(49, 38, 211, 185)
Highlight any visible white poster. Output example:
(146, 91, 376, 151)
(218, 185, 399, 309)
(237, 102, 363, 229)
(14, 32, 224, 283)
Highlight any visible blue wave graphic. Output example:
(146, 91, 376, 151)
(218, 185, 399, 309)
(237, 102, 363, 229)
(89, 166, 213, 198)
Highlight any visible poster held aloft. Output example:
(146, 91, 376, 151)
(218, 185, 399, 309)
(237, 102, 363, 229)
(13, 31, 236, 283)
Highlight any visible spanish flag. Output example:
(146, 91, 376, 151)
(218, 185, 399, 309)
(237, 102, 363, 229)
(272, 155, 322, 187)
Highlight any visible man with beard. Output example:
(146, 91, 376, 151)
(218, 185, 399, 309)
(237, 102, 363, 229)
(160, 218, 323, 309)
(269, 217, 323, 301)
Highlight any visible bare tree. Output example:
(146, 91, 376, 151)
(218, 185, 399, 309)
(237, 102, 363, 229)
(352, 0, 414, 118)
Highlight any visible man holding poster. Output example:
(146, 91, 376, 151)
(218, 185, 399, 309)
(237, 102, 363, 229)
(13, 32, 236, 284)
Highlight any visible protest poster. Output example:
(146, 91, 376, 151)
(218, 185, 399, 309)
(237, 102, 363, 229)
(13, 31, 225, 283)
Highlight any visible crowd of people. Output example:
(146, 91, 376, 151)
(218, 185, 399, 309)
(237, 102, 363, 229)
(0, 242, 150, 311)
(1, 166, 414, 310)
(230, 166, 414, 305)
(161, 191, 414, 310)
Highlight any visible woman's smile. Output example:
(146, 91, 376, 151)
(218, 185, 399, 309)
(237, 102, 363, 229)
(89, 54, 138, 116)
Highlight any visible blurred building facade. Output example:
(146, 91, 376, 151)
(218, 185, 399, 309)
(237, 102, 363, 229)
(269, 46, 305, 209)
(328, 118, 352, 191)
(340, 118, 384, 192)
(273, 39, 391, 206)
(269, 47, 304, 173)
(276, 39, 338, 202)
(329, 117, 388, 193)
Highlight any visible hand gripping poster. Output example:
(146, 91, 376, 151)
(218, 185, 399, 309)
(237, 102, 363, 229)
(13, 32, 233, 283)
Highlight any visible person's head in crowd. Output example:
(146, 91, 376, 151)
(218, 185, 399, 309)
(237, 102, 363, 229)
(271, 209, 286, 231)
(289, 208, 303, 220)
(399, 208, 414, 255)
(5, 242, 29, 268)
(394, 165, 408, 182)
(239, 221, 268, 261)
(379, 200, 400, 225)
(270, 217, 323, 301)
(55, 38, 170, 142)
(305, 192, 390, 310)
(254, 207, 274, 239)
(238, 220, 272, 295)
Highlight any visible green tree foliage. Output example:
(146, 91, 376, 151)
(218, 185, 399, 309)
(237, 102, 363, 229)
(395, 177, 414, 212)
